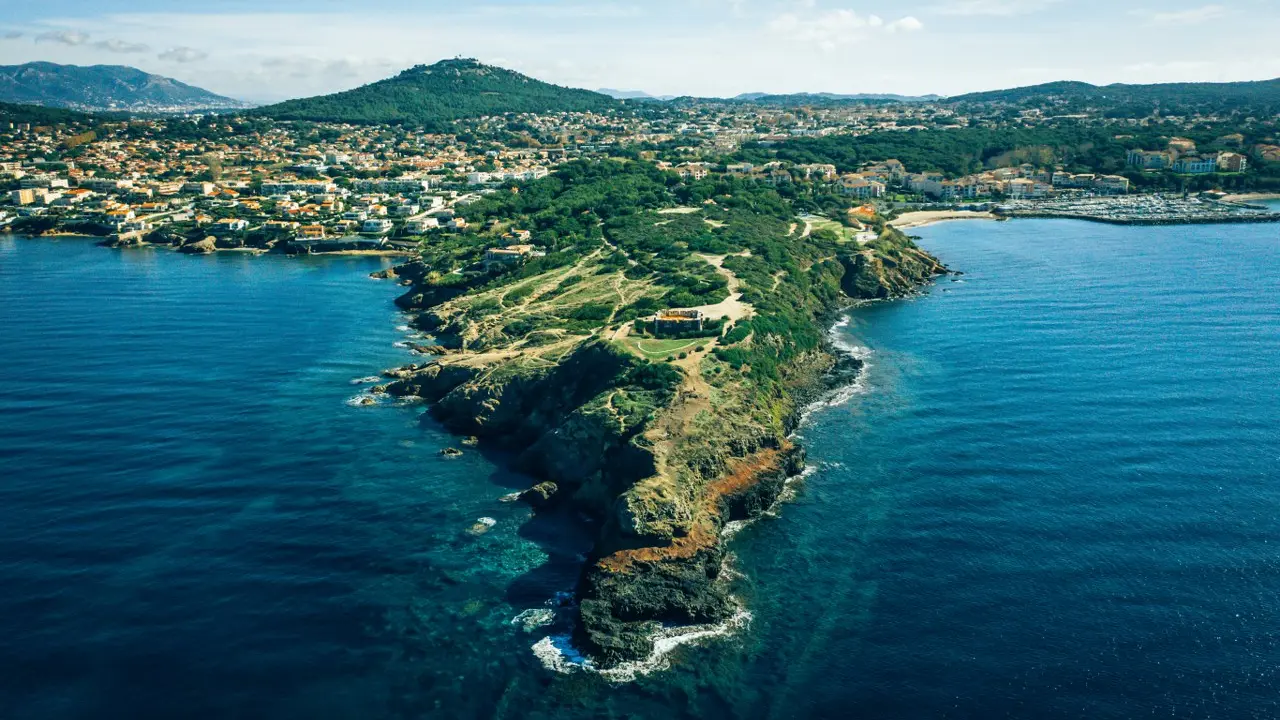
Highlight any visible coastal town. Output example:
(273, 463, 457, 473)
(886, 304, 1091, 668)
(3, 93, 1279, 254)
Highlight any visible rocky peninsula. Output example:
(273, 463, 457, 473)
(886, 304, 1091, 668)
(369, 161, 948, 667)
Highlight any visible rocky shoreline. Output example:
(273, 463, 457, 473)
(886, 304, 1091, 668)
(369, 230, 949, 670)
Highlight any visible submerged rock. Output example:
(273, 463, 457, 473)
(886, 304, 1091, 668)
(440, 447, 463, 458)
(467, 517, 497, 535)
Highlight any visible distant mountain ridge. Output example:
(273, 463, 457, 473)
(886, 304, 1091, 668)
(598, 88, 678, 101)
(254, 59, 617, 127)
(732, 91, 941, 104)
(950, 78, 1280, 113)
(0, 62, 249, 112)
(600, 88, 940, 104)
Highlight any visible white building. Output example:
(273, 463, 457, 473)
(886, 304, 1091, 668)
(361, 218, 394, 235)
(261, 181, 338, 195)
(211, 218, 249, 234)
(350, 178, 433, 193)
(405, 217, 440, 234)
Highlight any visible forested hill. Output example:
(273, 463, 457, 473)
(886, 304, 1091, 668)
(251, 59, 618, 127)
(0, 62, 249, 112)
(0, 101, 98, 126)
(949, 78, 1280, 116)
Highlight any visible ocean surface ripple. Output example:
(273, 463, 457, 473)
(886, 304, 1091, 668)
(4, 218, 1280, 718)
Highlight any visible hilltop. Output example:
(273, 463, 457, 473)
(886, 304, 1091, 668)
(253, 58, 617, 127)
(0, 62, 249, 112)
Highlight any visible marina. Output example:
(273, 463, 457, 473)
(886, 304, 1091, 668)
(996, 193, 1280, 225)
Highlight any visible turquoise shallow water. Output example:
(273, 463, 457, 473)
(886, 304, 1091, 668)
(3, 219, 1280, 718)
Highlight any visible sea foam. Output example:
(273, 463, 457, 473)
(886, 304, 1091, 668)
(533, 605, 753, 683)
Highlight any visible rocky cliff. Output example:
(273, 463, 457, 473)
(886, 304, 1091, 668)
(840, 228, 950, 300)
(377, 227, 946, 667)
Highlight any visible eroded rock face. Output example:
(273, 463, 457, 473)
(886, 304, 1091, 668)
(575, 544, 733, 667)
(382, 362, 480, 402)
(177, 236, 217, 255)
(518, 481, 559, 508)
(840, 232, 948, 299)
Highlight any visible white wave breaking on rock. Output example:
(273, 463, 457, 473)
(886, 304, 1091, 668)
(800, 316, 873, 420)
(532, 604, 753, 683)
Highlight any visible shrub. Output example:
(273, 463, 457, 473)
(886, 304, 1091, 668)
(565, 302, 615, 321)
(678, 352, 688, 359)
(721, 323, 751, 345)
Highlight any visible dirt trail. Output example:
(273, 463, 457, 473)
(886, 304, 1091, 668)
(691, 252, 753, 323)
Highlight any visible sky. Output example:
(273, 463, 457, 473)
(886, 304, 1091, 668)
(0, 0, 1278, 103)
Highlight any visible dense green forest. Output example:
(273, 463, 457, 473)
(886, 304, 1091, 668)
(729, 122, 1280, 191)
(251, 58, 617, 128)
(0, 101, 99, 126)
(949, 78, 1280, 117)
(419, 159, 867, 383)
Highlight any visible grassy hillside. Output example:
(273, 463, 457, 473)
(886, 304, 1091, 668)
(252, 58, 617, 128)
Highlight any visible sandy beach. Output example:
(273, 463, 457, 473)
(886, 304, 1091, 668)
(1222, 193, 1280, 203)
(890, 210, 997, 230)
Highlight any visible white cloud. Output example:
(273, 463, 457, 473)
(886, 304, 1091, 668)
(33, 30, 146, 53)
(1, 31, 23, 40)
(260, 54, 396, 80)
(929, 0, 1060, 17)
(1135, 4, 1227, 26)
(94, 38, 149, 53)
(886, 16, 924, 33)
(158, 46, 208, 63)
(36, 30, 91, 46)
(769, 9, 921, 50)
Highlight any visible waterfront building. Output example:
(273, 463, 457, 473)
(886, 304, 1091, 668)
(1171, 156, 1217, 174)
(1216, 152, 1248, 173)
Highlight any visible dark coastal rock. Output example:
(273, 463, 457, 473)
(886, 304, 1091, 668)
(381, 363, 426, 380)
(574, 544, 734, 667)
(430, 341, 646, 445)
(396, 284, 471, 311)
(382, 362, 480, 402)
(839, 232, 948, 300)
(720, 445, 803, 522)
(177, 236, 217, 255)
(440, 447, 463, 457)
(518, 481, 559, 508)
(101, 235, 145, 248)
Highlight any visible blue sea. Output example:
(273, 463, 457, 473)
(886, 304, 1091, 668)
(2, 215, 1280, 719)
